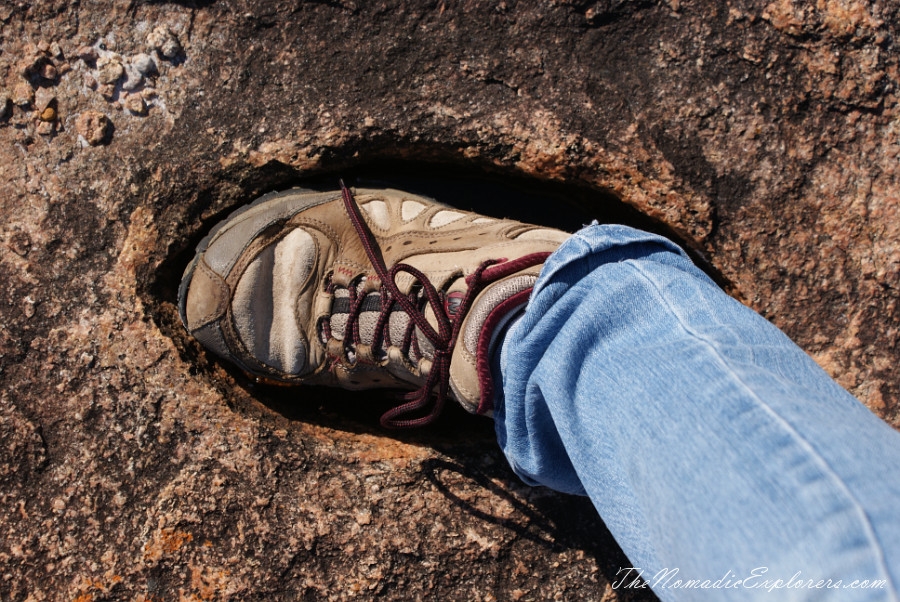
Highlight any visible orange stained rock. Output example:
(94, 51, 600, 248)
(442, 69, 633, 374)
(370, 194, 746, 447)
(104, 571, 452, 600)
(143, 528, 194, 561)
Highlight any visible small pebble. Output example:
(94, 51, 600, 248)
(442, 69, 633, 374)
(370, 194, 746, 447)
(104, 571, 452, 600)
(50, 42, 63, 58)
(40, 106, 57, 121)
(132, 53, 157, 75)
(147, 26, 181, 59)
(39, 62, 58, 81)
(12, 81, 34, 106)
(84, 73, 97, 89)
(98, 60, 124, 85)
(0, 95, 10, 119)
(123, 93, 146, 115)
(36, 120, 55, 136)
(34, 87, 55, 111)
(76, 45, 99, 63)
(98, 84, 116, 100)
(75, 110, 111, 145)
(121, 64, 144, 91)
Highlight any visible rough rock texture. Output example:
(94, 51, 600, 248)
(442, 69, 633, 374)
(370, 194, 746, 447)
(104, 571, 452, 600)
(2, 0, 899, 599)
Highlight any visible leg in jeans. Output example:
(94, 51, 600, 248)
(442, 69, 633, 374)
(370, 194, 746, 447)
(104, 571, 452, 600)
(494, 224, 900, 601)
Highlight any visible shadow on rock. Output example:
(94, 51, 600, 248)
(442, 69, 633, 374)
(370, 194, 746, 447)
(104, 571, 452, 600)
(420, 457, 659, 601)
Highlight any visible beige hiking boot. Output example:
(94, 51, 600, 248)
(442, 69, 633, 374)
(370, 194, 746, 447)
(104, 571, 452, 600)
(179, 183, 569, 427)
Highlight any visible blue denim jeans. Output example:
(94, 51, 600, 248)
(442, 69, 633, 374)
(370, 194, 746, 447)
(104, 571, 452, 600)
(494, 224, 900, 601)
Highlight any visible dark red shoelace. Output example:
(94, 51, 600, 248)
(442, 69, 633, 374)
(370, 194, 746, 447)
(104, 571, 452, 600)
(338, 182, 549, 428)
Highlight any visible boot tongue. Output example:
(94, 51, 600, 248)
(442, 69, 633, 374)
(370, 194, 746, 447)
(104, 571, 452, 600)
(328, 286, 416, 354)
(329, 288, 383, 345)
(418, 275, 470, 356)
(422, 275, 467, 331)
(329, 275, 468, 362)
(443, 276, 469, 321)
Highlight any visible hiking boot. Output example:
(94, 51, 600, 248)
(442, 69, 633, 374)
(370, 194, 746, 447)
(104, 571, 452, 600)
(178, 183, 569, 427)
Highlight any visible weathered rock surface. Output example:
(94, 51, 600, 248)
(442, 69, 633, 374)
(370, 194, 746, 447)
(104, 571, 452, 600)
(2, 0, 898, 599)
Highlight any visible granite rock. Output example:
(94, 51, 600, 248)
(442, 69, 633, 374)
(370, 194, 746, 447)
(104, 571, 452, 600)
(2, 0, 899, 600)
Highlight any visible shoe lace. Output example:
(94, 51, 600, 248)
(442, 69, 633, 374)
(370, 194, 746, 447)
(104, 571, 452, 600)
(338, 181, 549, 428)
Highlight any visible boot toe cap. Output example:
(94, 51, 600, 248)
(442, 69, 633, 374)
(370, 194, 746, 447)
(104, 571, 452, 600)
(179, 255, 229, 333)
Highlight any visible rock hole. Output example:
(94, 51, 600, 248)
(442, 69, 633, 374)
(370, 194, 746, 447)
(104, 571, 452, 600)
(148, 158, 725, 437)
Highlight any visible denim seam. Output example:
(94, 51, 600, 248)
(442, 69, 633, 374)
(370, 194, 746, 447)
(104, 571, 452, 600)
(534, 226, 690, 302)
(625, 259, 900, 600)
